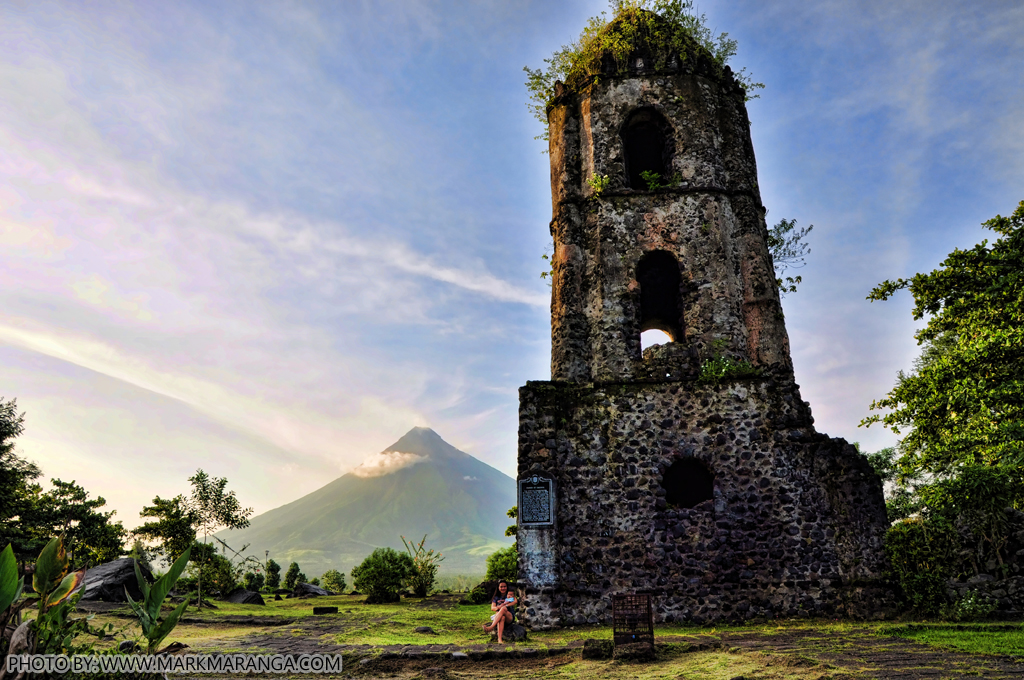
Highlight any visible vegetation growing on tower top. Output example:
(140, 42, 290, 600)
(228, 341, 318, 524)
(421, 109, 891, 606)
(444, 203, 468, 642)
(524, 0, 763, 128)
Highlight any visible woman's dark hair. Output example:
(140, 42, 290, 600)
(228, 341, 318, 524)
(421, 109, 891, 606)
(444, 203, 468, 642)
(493, 581, 510, 600)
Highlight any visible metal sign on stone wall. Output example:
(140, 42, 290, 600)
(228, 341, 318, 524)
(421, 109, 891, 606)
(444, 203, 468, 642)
(518, 474, 555, 526)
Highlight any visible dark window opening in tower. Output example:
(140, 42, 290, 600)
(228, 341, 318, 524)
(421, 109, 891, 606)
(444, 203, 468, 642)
(637, 250, 682, 342)
(622, 108, 672, 189)
(663, 458, 714, 509)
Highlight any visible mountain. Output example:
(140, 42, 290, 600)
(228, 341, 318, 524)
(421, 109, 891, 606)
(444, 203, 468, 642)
(215, 427, 516, 578)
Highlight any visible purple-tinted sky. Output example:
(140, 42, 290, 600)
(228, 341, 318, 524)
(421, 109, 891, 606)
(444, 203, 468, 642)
(1, 0, 1022, 526)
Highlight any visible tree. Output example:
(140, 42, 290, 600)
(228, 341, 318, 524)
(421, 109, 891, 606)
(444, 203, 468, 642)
(35, 479, 126, 567)
(265, 558, 281, 589)
(133, 496, 197, 562)
(504, 507, 517, 537)
(185, 470, 253, 610)
(766, 218, 813, 296)
(861, 200, 1024, 607)
(862, 200, 1024, 478)
(351, 548, 414, 604)
(284, 562, 305, 590)
(0, 397, 44, 561)
(320, 569, 346, 594)
(485, 545, 518, 583)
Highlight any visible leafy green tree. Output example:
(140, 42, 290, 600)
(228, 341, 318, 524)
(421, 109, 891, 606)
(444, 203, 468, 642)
(133, 495, 197, 562)
(241, 570, 265, 592)
(284, 562, 305, 589)
(863, 200, 1024, 476)
(320, 569, 346, 594)
(504, 506, 517, 537)
(861, 200, 1024, 608)
(185, 470, 253, 610)
(35, 479, 126, 567)
(351, 548, 414, 604)
(265, 558, 281, 589)
(485, 545, 518, 583)
(0, 398, 44, 561)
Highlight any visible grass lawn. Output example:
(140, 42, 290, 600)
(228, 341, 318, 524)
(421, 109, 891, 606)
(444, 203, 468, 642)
(877, 622, 1024, 657)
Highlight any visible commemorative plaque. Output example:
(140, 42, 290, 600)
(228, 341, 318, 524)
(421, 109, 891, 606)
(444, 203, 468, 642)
(518, 474, 554, 526)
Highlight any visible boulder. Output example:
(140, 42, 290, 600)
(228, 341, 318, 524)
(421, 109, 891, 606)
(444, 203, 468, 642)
(489, 623, 527, 643)
(287, 582, 332, 598)
(225, 589, 265, 606)
(80, 558, 154, 602)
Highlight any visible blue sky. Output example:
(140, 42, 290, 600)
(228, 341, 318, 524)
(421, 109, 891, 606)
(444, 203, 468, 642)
(1, 0, 1022, 525)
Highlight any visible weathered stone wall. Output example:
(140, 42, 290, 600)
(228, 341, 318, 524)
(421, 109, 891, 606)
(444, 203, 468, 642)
(517, 378, 894, 628)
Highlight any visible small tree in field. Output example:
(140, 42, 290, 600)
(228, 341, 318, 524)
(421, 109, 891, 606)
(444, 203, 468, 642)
(265, 559, 281, 589)
(321, 569, 346, 594)
(284, 562, 305, 589)
(351, 548, 413, 604)
(186, 470, 253, 610)
(401, 534, 444, 597)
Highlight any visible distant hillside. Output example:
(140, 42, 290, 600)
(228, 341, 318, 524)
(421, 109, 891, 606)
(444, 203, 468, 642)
(215, 427, 515, 578)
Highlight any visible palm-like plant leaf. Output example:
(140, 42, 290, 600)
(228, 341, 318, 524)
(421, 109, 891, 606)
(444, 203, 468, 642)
(33, 537, 68, 598)
(147, 599, 188, 653)
(43, 569, 85, 609)
(0, 544, 21, 612)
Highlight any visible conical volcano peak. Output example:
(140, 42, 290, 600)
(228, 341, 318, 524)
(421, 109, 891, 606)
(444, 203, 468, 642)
(384, 426, 467, 461)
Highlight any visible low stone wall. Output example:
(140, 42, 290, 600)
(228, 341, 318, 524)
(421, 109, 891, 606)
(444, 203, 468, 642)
(947, 575, 1024, 616)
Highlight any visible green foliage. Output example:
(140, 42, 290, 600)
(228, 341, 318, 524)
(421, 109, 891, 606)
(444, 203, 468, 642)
(468, 583, 492, 605)
(505, 506, 517, 537)
(697, 356, 761, 384)
(265, 558, 281, 589)
(863, 200, 1024, 476)
(524, 0, 763, 137)
(186, 469, 253, 610)
(766, 218, 813, 297)
(884, 519, 955, 615)
(309, 577, 320, 586)
(133, 495, 197, 561)
(351, 548, 414, 604)
(0, 543, 29, 659)
(185, 542, 238, 598)
(484, 544, 518, 583)
(639, 170, 681, 190)
(940, 589, 997, 622)
(401, 534, 444, 597)
(587, 173, 610, 196)
(242, 569, 265, 592)
(35, 478, 126, 567)
(0, 397, 43, 561)
(284, 561, 305, 590)
(320, 569, 346, 594)
(125, 546, 191, 654)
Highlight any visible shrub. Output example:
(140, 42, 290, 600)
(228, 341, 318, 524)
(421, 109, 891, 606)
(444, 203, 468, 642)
(321, 569, 346, 594)
(284, 562, 305, 590)
(401, 534, 444, 597)
(351, 548, 414, 604)
(309, 577, 319, 586)
(885, 518, 955, 615)
(941, 589, 997, 622)
(242, 571, 265, 592)
(485, 544, 517, 583)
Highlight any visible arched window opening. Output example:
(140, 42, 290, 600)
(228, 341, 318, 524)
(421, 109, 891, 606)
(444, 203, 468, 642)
(663, 458, 714, 509)
(637, 250, 682, 341)
(622, 108, 673, 189)
(641, 329, 672, 351)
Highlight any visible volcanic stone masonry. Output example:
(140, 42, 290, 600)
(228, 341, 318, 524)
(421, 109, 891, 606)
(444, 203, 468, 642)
(516, 13, 894, 629)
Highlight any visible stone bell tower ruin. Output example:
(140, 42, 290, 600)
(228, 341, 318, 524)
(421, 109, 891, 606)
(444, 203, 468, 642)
(516, 11, 892, 628)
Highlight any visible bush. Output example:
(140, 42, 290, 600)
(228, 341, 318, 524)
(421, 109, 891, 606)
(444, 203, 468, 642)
(485, 544, 517, 583)
(284, 562, 306, 590)
(321, 569, 346, 594)
(885, 518, 955, 615)
(941, 589, 997, 622)
(351, 548, 414, 604)
(242, 571, 265, 592)
(401, 534, 444, 597)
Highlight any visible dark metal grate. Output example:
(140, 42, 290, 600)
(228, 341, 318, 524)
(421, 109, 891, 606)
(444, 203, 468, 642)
(612, 593, 654, 649)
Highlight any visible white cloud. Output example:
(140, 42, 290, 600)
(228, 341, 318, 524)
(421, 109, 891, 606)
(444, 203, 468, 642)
(351, 451, 426, 478)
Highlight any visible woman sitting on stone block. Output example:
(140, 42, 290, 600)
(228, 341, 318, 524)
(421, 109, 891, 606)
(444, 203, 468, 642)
(482, 581, 515, 643)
